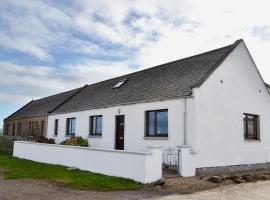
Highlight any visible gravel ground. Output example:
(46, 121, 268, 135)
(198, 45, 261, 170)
(2, 176, 270, 200)
(158, 180, 270, 200)
(0, 171, 166, 200)
(2, 168, 270, 200)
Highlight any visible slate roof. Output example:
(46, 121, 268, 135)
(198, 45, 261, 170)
(5, 87, 85, 121)
(51, 39, 241, 114)
(5, 39, 242, 119)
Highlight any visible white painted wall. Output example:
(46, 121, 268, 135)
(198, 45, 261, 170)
(193, 41, 270, 168)
(13, 141, 162, 183)
(179, 146, 196, 177)
(47, 99, 188, 152)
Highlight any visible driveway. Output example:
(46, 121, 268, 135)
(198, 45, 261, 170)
(158, 181, 270, 200)
(0, 179, 158, 200)
(1, 172, 270, 200)
(0, 175, 164, 200)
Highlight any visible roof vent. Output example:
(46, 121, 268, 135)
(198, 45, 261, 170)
(112, 79, 127, 89)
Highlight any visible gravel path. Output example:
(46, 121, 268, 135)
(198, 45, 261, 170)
(1, 169, 270, 200)
(0, 175, 164, 200)
(158, 180, 270, 200)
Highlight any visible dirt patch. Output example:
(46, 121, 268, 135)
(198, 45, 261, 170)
(159, 181, 270, 200)
(156, 169, 270, 194)
(152, 175, 230, 194)
(0, 178, 165, 200)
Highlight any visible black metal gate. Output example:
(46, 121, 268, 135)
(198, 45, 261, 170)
(162, 148, 180, 175)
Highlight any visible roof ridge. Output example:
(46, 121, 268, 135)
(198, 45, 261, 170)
(4, 100, 34, 121)
(82, 40, 241, 89)
(265, 82, 270, 88)
(34, 87, 83, 102)
(193, 39, 243, 88)
(4, 86, 87, 121)
(48, 84, 88, 113)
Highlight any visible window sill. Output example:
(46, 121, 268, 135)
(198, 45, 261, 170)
(88, 135, 102, 138)
(144, 136, 168, 140)
(65, 134, 75, 137)
(244, 138, 261, 142)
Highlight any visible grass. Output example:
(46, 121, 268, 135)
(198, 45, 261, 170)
(0, 151, 141, 191)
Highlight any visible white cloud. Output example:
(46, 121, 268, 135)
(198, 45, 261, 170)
(130, 0, 270, 83)
(0, 33, 52, 61)
(64, 0, 270, 84)
(0, 0, 73, 60)
(251, 26, 270, 41)
(0, 60, 134, 103)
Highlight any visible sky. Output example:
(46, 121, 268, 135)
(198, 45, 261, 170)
(1, 0, 270, 128)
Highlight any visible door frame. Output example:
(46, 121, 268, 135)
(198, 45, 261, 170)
(115, 115, 125, 150)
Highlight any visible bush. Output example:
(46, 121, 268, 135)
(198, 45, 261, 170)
(36, 136, 55, 144)
(61, 136, 88, 147)
(48, 138, 55, 144)
(36, 136, 48, 143)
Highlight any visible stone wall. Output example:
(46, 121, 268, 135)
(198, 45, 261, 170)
(4, 116, 47, 137)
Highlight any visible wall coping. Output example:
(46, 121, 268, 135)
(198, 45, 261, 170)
(177, 145, 191, 149)
(14, 141, 152, 155)
(147, 146, 163, 149)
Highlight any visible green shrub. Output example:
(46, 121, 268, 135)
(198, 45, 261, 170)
(36, 136, 55, 144)
(61, 136, 89, 147)
(36, 136, 48, 143)
(48, 138, 55, 144)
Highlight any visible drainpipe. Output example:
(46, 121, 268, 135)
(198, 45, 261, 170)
(45, 116, 48, 138)
(183, 96, 187, 146)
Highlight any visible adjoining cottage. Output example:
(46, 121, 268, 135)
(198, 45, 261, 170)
(5, 39, 270, 176)
(3, 87, 86, 137)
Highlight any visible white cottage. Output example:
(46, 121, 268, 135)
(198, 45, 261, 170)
(11, 39, 270, 176)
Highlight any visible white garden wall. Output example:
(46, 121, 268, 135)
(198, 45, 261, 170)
(13, 141, 162, 183)
(193, 41, 270, 168)
(47, 99, 190, 152)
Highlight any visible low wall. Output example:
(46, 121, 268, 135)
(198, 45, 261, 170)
(196, 162, 270, 176)
(13, 141, 162, 183)
(0, 136, 13, 154)
(178, 146, 196, 177)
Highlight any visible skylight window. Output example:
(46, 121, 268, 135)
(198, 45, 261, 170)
(112, 79, 127, 89)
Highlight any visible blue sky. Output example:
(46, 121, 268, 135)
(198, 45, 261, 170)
(1, 0, 270, 128)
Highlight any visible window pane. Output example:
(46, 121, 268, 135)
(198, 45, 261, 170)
(68, 119, 71, 134)
(112, 79, 127, 88)
(243, 117, 247, 137)
(71, 119, 76, 134)
(148, 112, 155, 135)
(244, 114, 259, 139)
(67, 118, 75, 135)
(157, 111, 168, 134)
(54, 120, 58, 135)
(96, 116, 102, 134)
(247, 116, 255, 137)
(93, 117, 96, 133)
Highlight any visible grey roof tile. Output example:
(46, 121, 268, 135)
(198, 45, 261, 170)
(5, 87, 85, 121)
(5, 39, 241, 119)
(52, 40, 241, 114)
